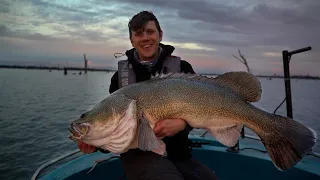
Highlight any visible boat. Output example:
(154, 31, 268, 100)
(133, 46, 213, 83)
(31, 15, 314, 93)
(32, 46, 320, 179)
(32, 134, 320, 180)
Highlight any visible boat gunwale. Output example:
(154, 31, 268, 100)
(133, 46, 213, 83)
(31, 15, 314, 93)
(32, 134, 320, 180)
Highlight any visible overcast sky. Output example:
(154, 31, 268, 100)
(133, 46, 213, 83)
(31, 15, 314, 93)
(1, 0, 319, 75)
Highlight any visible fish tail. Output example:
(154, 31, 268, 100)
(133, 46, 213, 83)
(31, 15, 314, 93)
(258, 114, 316, 171)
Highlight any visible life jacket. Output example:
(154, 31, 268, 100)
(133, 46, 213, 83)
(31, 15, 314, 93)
(117, 56, 181, 88)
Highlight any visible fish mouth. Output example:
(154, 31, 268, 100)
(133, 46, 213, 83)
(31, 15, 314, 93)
(68, 122, 90, 141)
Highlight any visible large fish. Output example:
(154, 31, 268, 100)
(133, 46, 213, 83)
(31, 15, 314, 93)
(69, 72, 316, 170)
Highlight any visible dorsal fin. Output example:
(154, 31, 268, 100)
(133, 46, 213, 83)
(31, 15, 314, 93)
(214, 72, 261, 102)
(151, 71, 261, 102)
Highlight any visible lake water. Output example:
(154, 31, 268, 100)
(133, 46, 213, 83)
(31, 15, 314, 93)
(0, 69, 319, 180)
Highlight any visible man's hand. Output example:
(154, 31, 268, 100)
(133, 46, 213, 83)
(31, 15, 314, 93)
(77, 141, 97, 154)
(153, 118, 187, 138)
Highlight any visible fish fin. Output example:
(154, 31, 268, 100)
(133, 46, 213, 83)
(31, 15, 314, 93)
(214, 72, 261, 102)
(151, 140, 167, 156)
(209, 124, 243, 147)
(151, 72, 197, 80)
(258, 114, 316, 171)
(138, 116, 166, 155)
(151, 71, 261, 102)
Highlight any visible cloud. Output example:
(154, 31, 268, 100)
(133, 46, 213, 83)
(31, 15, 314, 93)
(0, 25, 56, 41)
(0, 0, 10, 13)
(263, 52, 282, 57)
(111, 0, 320, 48)
(0, 0, 319, 76)
(0, 25, 10, 36)
(162, 41, 217, 52)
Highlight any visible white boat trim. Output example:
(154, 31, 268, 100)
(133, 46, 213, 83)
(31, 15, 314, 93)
(31, 149, 81, 180)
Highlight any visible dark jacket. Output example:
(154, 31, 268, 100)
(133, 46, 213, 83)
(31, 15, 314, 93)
(109, 43, 194, 161)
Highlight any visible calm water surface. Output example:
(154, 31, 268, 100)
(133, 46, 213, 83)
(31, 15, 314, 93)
(0, 69, 319, 180)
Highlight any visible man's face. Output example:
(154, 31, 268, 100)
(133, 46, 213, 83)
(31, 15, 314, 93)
(130, 21, 162, 61)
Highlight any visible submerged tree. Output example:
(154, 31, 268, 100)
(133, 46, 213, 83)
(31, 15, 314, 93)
(232, 49, 251, 74)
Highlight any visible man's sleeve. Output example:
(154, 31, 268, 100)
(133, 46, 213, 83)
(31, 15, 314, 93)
(180, 60, 195, 74)
(109, 71, 119, 94)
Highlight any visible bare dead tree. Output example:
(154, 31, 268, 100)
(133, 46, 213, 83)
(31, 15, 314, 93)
(232, 49, 251, 73)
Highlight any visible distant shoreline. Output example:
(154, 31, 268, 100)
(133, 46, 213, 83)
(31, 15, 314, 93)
(0, 65, 116, 72)
(1, 65, 319, 80)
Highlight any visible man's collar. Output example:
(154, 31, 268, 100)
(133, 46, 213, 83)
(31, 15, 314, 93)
(133, 46, 163, 67)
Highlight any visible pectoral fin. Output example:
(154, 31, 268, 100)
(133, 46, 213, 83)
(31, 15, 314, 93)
(209, 123, 243, 147)
(138, 116, 166, 156)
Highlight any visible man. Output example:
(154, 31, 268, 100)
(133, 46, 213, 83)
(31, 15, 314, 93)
(78, 11, 218, 180)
